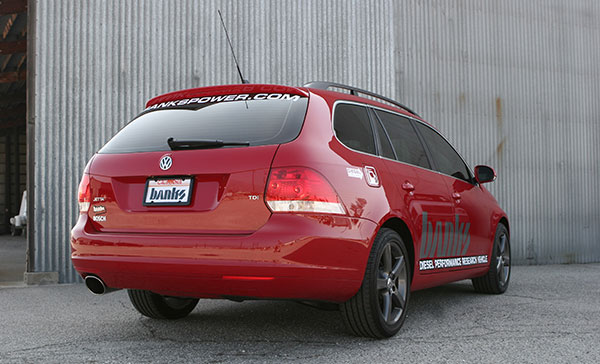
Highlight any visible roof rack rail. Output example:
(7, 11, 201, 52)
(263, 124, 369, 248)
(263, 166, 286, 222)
(303, 81, 419, 116)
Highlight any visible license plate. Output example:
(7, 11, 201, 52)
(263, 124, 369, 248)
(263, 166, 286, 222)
(143, 177, 193, 206)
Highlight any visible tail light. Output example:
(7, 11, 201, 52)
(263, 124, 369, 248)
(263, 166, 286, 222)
(265, 167, 346, 214)
(78, 173, 91, 213)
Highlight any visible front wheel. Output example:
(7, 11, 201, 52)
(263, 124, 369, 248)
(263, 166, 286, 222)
(472, 223, 510, 294)
(341, 228, 411, 338)
(128, 289, 199, 319)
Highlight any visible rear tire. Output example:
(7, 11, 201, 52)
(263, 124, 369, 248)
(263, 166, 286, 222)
(127, 289, 199, 319)
(472, 223, 510, 294)
(341, 228, 411, 338)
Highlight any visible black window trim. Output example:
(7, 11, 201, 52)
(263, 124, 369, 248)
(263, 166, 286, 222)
(367, 108, 398, 161)
(332, 100, 432, 169)
(409, 120, 476, 185)
(331, 100, 476, 185)
(371, 107, 432, 169)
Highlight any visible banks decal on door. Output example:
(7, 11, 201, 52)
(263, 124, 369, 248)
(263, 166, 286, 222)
(420, 211, 471, 258)
(418, 211, 487, 271)
(144, 93, 302, 112)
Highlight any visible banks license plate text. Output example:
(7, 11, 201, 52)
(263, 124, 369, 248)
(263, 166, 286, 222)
(144, 177, 193, 206)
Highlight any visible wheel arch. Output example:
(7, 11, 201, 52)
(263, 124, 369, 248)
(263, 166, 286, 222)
(380, 217, 415, 283)
(499, 216, 510, 236)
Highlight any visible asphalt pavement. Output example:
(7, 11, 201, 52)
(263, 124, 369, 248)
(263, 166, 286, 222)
(0, 263, 599, 363)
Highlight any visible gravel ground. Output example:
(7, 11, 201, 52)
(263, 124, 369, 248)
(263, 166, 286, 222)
(0, 264, 599, 363)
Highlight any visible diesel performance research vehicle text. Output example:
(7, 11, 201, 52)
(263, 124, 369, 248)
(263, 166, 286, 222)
(71, 82, 510, 338)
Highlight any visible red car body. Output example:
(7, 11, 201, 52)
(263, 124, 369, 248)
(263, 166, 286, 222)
(71, 83, 508, 312)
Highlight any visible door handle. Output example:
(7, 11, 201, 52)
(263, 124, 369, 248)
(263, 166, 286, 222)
(401, 182, 415, 192)
(452, 192, 461, 200)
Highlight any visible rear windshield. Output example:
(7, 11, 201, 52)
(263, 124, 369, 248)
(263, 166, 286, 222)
(99, 96, 308, 154)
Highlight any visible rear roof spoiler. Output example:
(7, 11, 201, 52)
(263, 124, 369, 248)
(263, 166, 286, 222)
(145, 84, 309, 109)
(303, 81, 419, 117)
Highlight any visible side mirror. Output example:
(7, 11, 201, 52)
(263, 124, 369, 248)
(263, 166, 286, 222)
(474, 165, 496, 184)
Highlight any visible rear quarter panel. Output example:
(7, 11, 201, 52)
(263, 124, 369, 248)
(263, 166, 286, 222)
(272, 92, 395, 223)
(272, 92, 409, 282)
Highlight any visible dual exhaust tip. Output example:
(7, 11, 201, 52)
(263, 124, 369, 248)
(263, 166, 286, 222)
(84, 275, 118, 295)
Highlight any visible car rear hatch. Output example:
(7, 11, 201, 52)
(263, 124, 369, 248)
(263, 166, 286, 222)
(85, 85, 309, 235)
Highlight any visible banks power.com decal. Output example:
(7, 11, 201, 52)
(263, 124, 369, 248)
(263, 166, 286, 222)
(144, 93, 302, 112)
(418, 211, 489, 271)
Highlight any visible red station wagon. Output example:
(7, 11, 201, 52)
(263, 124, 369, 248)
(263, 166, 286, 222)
(71, 82, 510, 338)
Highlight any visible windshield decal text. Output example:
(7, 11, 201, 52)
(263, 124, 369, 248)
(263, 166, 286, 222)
(145, 93, 301, 112)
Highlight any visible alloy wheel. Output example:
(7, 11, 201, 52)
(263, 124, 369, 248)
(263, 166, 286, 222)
(496, 233, 510, 286)
(377, 242, 408, 325)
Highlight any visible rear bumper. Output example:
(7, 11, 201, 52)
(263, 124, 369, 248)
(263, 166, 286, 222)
(71, 213, 377, 302)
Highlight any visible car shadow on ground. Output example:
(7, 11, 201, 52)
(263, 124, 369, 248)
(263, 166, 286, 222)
(113, 279, 484, 343)
(2, 279, 517, 362)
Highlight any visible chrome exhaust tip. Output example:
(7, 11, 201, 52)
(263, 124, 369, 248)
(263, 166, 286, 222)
(84, 275, 118, 295)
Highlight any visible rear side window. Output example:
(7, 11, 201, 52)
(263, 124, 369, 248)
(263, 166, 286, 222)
(374, 110, 430, 169)
(99, 97, 308, 154)
(413, 123, 472, 182)
(333, 104, 375, 154)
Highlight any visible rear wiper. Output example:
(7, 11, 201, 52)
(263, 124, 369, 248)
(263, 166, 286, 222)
(167, 137, 250, 150)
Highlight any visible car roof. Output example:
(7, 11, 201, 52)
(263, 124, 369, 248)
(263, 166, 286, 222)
(303, 81, 419, 116)
(305, 87, 423, 121)
(144, 82, 426, 125)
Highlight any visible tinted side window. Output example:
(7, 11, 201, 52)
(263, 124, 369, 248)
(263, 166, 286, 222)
(413, 123, 471, 182)
(373, 115, 396, 160)
(374, 110, 430, 169)
(334, 104, 375, 155)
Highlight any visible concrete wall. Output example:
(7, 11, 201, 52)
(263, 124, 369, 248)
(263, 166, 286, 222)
(32, 0, 600, 282)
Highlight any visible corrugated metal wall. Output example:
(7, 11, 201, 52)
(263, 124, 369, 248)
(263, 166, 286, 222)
(32, 0, 600, 282)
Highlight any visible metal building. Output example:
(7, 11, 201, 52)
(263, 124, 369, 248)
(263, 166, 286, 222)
(0, 1, 26, 236)
(7, 0, 600, 283)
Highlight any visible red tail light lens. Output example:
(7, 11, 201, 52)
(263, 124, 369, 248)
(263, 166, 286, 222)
(265, 167, 346, 214)
(78, 173, 91, 213)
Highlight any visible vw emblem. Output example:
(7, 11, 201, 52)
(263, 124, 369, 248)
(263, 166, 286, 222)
(159, 155, 172, 171)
